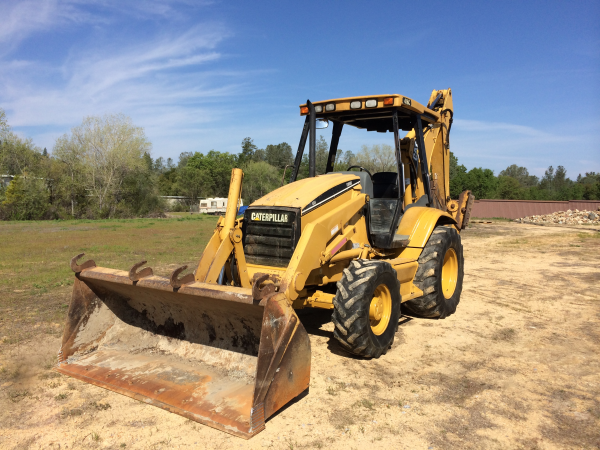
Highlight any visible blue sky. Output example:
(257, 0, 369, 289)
(1, 0, 598, 177)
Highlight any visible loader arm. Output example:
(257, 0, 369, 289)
(195, 169, 251, 288)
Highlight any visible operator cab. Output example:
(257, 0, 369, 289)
(289, 94, 441, 249)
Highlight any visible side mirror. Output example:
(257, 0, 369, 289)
(316, 119, 329, 129)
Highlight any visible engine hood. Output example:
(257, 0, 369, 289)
(250, 173, 361, 214)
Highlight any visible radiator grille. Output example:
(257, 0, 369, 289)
(243, 208, 300, 268)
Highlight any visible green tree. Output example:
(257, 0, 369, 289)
(240, 137, 257, 165)
(243, 161, 280, 204)
(157, 167, 180, 196)
(176, 166, 213, 202)
(0, 109, 44, 177)
(449, 152, 467, 198)
(298, 135, 329, 178)
(0, 174, 49, 220)
(355, 144, 396, 173)
(68, 114, 152, 217)
(265, 142, 293, 169)
(499, 164, 539, 187)
(252, 148, 266, 162)
(178, 151, 193, 168)
(0, 108, 50, 219)
(463, 167, 497, 199)
(338, 150, 356, 171)
(153, 156, 175, 173)
(0, 108, 8, 135)
(156, 153, 185, 196)
(114, 152, 163, 217)
(538, 165, 574, 200)
(495, 176, 522, 199)
(186, 151, 238, 197)
(115, 168, 162, 217)
(332, 149, 351, 171)
(316, 135, 329, 175)
(53, 132, 88, 217)
(576, 172, 600, 200)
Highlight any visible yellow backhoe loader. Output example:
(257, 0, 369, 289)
(56, 89, 474, 438)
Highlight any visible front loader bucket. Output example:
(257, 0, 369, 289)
(55, 262, 310, 439)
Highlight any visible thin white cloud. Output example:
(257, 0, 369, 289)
(0, 0, 91, 50)
(454, 119, 567, 141)
(66, 26, 226, 97)
(1, 26, 235, 122)
(0, 7, 258, 159)
(67, 0, 210, 20)
(450, 119, 599, 176)
(0, 0, 206, 51)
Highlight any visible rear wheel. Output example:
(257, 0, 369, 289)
(404, 226, 464, 318)
(332, 260, 401, 358)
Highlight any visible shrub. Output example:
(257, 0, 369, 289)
(0, 175, 50, 220)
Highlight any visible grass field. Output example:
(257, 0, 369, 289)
(0, 215, 220, 345)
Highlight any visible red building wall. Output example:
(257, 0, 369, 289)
(470, 200, 600, 219)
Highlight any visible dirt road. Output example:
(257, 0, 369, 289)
(1, 222, 599, 449)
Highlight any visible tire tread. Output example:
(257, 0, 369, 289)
(332, 260, 401, 358)
(404, 226, 464, 319)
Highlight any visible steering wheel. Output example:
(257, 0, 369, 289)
(346, 165, 373, 183)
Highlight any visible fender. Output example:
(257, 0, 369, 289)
(396, 206, 457, 248)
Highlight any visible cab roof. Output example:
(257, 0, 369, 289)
(299, 94, 440, 132)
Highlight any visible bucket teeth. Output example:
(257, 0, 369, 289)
(129, 260, 153, 282)
(170, 265, 195, 289)
(70, 253, 96, 273)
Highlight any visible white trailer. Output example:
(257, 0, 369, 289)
(199, 197, 243, 215)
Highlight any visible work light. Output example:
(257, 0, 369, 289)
(365, 99, 377, 108)
(350, 100, 362, 109)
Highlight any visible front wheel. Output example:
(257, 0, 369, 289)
(404, 226, 464, 318)
(332, 260, 401, 358)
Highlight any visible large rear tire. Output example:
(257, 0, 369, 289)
(404, 226, 464, 318)
(332, 260, 401, 358)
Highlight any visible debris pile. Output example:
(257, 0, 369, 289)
(515, 209, 600, 225)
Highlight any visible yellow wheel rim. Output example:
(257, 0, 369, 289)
(369, 284, 392, 336)
(442, 248, 458, 299)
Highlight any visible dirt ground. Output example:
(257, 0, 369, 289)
(1, 222, 599, 450)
